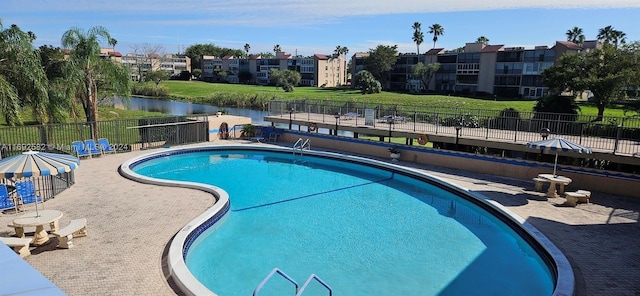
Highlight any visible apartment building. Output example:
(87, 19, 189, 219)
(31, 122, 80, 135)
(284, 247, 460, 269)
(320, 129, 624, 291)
(100, 48, 191, 81)
(201, 52, 346, 87)
(350, 40, 600, 99)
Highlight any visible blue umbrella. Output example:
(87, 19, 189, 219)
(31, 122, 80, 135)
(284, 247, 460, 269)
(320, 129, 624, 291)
(526, 137, 592, 177)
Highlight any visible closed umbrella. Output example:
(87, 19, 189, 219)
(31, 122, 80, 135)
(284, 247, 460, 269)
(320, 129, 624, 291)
(526, 137, 592, 177)
(0, 151, 80, 216)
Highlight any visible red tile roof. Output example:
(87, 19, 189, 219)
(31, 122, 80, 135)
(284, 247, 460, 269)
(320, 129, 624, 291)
(425, 48, 444, 55)
(556, 41, 582, 50)
(314, 54, 329, 60)
(480, 45, 504, 53)
(108, 52, 122, 57)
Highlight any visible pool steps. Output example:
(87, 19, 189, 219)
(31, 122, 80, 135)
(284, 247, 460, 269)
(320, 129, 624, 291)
(293, 138, 311, 155)
(253, 267, 332, 296)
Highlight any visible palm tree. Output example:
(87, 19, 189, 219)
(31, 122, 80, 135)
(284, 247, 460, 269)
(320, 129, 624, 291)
(566, 26, 585, 45)
(612, 30, 627, 48)
(334, 45, 342, 57)
(61, 26, 130, 139)
(428, 23, 444, 48)
(597, 25, 615, 45)
(476, 36, 489, 45)
(0, 21, 49, 125)
(244, 43, 250, 58)
(412, 22, 424, 55)
(273, 44, 281, 54)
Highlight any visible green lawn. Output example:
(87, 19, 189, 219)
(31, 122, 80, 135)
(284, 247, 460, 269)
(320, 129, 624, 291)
(160, 80, 626, 117)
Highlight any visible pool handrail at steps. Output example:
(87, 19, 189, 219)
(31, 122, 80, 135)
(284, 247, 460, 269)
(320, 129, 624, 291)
(253, 267, 332, 296)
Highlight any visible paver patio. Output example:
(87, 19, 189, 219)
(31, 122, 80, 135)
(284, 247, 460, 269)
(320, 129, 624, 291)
(1, 141, 638, 295)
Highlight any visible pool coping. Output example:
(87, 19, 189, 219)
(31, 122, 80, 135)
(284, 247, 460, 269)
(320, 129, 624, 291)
(119, 144, 574, 296)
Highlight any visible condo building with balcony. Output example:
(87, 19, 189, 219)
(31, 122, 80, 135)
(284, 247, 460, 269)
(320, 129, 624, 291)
(350, 40, 599, 99)
(201, 52, 346, 87)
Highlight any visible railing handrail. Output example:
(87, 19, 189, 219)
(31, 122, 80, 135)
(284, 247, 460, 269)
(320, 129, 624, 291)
(253, 267, 299, 296)
(296, 274, 332, 296)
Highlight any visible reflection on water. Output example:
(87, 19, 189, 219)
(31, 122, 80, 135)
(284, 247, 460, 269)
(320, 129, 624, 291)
(112, 97, 353, 136)
(112, 97, 270, 125)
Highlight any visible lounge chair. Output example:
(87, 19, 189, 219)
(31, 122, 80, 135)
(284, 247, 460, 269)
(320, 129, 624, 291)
(84, 139, 103, 157)
(15, 180, 42, 206)
(0, 184, 19, 212)
(97, 138, 117, 154)
(71, 141, 92, 159)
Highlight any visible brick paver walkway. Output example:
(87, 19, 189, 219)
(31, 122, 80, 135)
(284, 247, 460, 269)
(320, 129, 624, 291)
(1, 141, 638, 295)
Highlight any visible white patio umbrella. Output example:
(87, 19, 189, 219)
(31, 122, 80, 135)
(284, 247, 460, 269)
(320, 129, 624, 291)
(526, 137, 592, 177)
(0, 151, 80, 215)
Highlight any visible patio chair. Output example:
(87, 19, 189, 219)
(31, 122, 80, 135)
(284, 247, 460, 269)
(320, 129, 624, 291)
(97, 138, 117, 154)
(84, 139, 103, 157)
(0, 184, 19, 212)
(71, 141, 92, 159)
(15, 180, 42, 206)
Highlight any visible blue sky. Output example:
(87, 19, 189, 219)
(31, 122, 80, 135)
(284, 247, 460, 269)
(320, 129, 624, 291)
(3, 0, 640, 57)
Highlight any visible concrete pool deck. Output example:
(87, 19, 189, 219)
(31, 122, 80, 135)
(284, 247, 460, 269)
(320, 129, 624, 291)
(1, 141, 638, 295)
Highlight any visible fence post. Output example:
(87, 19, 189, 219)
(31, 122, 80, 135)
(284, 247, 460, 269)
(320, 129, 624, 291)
(613, 125, 622, 154)
(514, 118, 520, 142)
(486, 117, 490, 139)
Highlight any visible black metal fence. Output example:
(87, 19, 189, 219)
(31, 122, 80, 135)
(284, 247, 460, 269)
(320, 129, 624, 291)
(269, 99, 640, 155)
(0, 114, 210, 158)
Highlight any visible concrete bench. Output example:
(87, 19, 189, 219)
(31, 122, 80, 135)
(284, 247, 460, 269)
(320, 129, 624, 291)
(533, 177, 549, 192)
(565, 190, 591, 205)
(53, 218, 87, 249)
(0, 237, 33, 258)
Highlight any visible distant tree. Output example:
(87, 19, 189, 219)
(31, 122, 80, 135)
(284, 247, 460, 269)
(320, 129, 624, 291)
(273, 44, 281, 53)
(145, 70, 169, 88)
(269, 69, 300, 92)
(533, 95, 580, 121)
(476, 36, 490, 45)
(597, 26, 626, 48)
(258, 52, 275, 58)
(185, 43, 244, 72)
(340, 46, 349, 59)
(191, 68, 202, 80)
(542, 46, 636, 121)
(566, 27, 585, 45)
(244, 43, 250, 57)
(217, 70, 229, 82)
(412, 22, 424, 55)
(39, 45, 71, 123)
(353, 70, 381, 94)
(412, 62, 440, 91)
(363, 44, 398, 87)
(0, 22, 49, 125)
(130, 43, 164, 82)
(428, 23, 444, 48)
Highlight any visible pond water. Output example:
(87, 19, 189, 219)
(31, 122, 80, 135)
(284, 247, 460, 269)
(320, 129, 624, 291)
(112, 97, 270, 125)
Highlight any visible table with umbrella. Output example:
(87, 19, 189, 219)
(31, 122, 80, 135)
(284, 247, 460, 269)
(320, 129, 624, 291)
(0, 151, 79, 244)
(526, 137, 592, 198)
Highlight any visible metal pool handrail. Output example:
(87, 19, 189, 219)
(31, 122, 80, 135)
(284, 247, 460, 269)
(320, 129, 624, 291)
(253, 267, 299, 295)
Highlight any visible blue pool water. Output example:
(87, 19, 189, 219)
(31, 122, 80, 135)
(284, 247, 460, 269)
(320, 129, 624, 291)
(133, 149, 554, 295)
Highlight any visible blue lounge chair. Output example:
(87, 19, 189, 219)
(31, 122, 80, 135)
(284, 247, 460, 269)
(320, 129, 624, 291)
(0, 184, 18, 211)
(97, 138, 117, 154)
(15, 180, 42, 206)
(84, 139, 103, 157)
(71, 141, 92, 159)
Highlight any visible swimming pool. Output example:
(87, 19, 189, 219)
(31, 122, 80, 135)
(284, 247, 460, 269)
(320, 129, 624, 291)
(120, 145, 573, 295)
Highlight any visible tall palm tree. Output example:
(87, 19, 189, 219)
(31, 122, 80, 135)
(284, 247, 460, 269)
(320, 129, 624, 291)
(597, 25, 615, 45)
(334, 45, 342, 57)
(273, 44, 281, 54)
(565, 26, 585, 45)
(412, 22, 424, 55)
(244, 43, 250, 58)
(61, 26, 130, 139)
(0, 21, 49, 125)
(428, 23, 444, 48)
(476, 36, 490, 45)
(612, 30, 627, 48)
